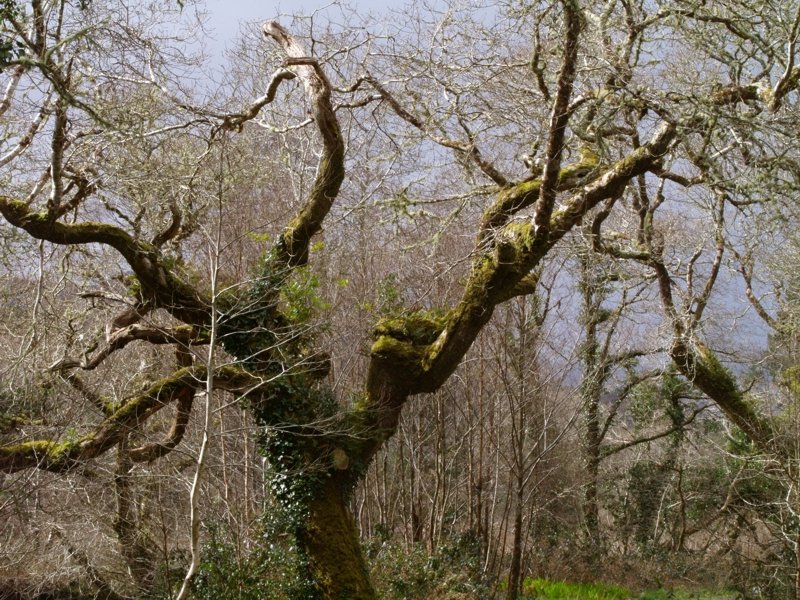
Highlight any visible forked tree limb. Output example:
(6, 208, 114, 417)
(127, 388, 194, 462)
(50, 324, 207, 372)
(0, 365, 262, 474)
(0, 196, 211, 325)
(363, 74, 510, 187)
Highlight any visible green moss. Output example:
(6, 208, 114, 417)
(495, 219, 537, 265)
(481, 148, 601, 235)
(349, 392, 370, 415)
(302, 478, 376, 599)
(504, 220, 534, 255)
(373, 310, 446, 346)
(687, 341, 776, 449)
(0, 440, 53, 456)
(695, 351, 751, 417)
(109, 367, 196, 421)
(512, 178, 543, 197)
(0, 437, 83, 468)
(371, 335, 426, 364)
(695, 342, 742, 401)
(0, 197, 135, 247)
(46, 438, 81, 458)
(370, 310, 448, 380)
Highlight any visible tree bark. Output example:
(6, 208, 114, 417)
(114, 437, 155, 593)
(299, 476, 376, 600)
(504, 481, 525, 600)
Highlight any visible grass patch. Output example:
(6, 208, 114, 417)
(521, 578, 630, 599)
(518, 579, 739, 599)
(637, 592, 738, 600)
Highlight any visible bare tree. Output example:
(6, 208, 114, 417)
(2, 0, 800, 597)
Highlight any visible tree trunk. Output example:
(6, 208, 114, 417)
(583, 404, 602, 550)
(505, 483, 525, 600)
(584, 458, 600, 546)
(298, 475, 376, 600)
(114, 436, 155, 593)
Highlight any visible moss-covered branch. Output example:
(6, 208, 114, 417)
(670, 339, 776, 454)
(357, 122, 676, 464)
(263, 23, 345, 270)
(413, 123, 675, 393)
(479, 147, 600, 242)
(0, 365, 261, 474)
(0, 197, 211, 325)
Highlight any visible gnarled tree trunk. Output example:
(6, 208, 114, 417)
(301, 476, 376, 599)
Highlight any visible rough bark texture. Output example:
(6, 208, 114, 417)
(301, 477, 376, 600)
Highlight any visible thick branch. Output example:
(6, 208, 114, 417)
(533, 0, 583, 236)
(668, 338, 776, 454)
(370, 121, 676, 397)
(47, 98, 67, 214)
(263, 22, 345, 269)
(151, 200, 182, 247)
(549, 122, 675, 240)
(0, 197, 210, 324)
(0, 365, 261, 474)
(649, 252, 777, 453)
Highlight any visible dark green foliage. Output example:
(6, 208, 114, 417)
(627, 461, 671, 544)
(214, 252, 344, 595)
(218, 251, 336, 527)
(368, 532, 491, 599)
(629, 370, 690, 432)
(192, 516, 318, 600)
(280, 266, 330, 325)
(0, 1, 23, 72)
(256, 382, 337, 525)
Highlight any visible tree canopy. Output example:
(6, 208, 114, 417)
(2, 0, 800, 598)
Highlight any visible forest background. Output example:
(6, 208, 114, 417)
(2, 0, 800, 598)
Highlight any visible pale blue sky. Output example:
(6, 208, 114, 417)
(204, 0, 396, 49)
